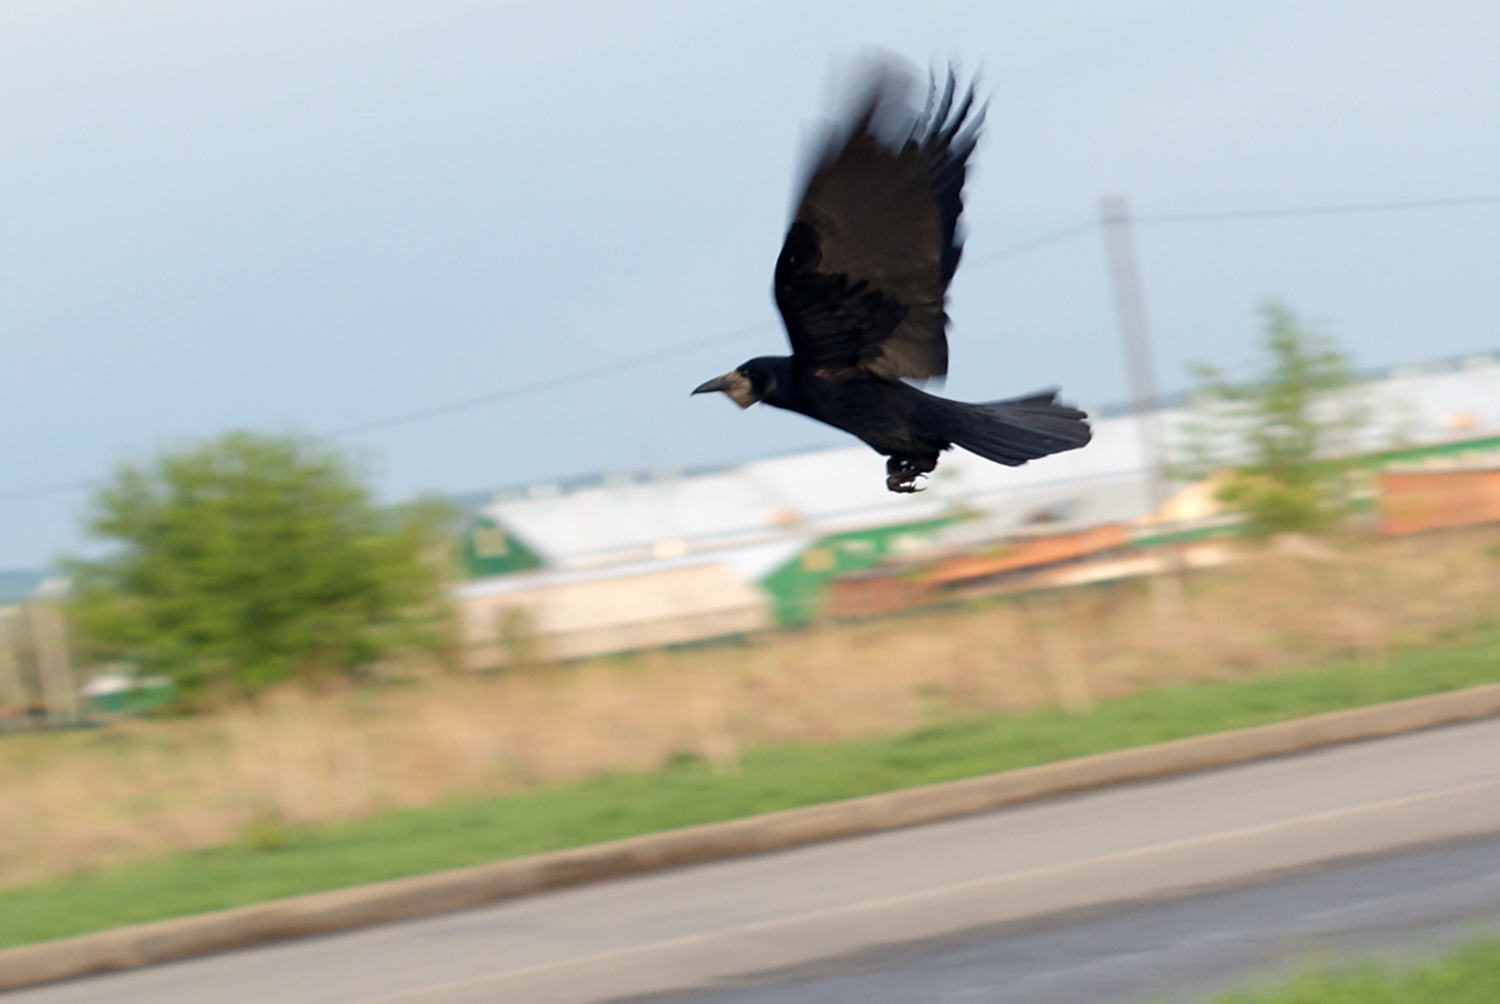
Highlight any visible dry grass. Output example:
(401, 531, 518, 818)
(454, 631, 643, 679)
(2, 527, 1497, 888)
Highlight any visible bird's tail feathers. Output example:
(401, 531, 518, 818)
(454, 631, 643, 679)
(934, 389, 1091, 467)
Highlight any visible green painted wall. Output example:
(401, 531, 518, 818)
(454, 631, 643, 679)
(1361, 433, 1500, 467)
(458, 517, 544, 579)
(1132, 434, 1500, 546)
(759, 517, 959, 624)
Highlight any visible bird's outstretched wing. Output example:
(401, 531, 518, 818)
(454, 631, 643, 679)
(774, 59, 984, 383)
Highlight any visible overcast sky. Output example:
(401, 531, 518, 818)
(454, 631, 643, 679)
(4, 1, 1500, 569)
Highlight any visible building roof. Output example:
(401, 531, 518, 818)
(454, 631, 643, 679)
(452, 538, 807, 599)
(474, 352, 1500, 572)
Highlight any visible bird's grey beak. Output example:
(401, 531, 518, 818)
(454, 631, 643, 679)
(692, 374, 735, 395)
(692, 371, 759, 408)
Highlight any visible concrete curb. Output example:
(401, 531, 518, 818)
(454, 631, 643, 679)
(5, 682, 1500, 992)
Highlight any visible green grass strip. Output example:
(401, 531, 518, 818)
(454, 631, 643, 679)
(3, 632, 1499, 950)
(1201, 936, 1500, 1003)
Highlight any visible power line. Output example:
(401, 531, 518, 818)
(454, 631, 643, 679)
(1129, 193, 1500, 225)
(330, 221, 1117, 442)
(332, 222, 1126, 439)
(1, 326, 779, 505)
(951, 194, 1500, 269)
(325, 322, 776, 438)
(3, 225, 1114, 505)
(0, 478, 101, 505)
(6, 191, 1500, 506)
(964, 220, 1099, 267)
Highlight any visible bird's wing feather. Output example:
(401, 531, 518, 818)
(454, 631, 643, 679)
(775, 61, 984, 382)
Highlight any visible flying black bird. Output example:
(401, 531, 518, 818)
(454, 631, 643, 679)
(693, 60, 1091, 492)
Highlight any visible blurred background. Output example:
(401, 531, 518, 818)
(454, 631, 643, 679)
(3, 3, 1500, 1000)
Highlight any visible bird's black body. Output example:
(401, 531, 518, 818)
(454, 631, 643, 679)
(736, 355, 950, 485)
(695, 57, 1091, 492)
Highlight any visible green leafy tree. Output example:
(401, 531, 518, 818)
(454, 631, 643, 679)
(1181, 301, 1365, 537)
(67, 432, 452, 699)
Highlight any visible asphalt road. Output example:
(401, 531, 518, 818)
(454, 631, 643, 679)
(11, 717, 1500, 1004)
(651, 835, 1500, 1004)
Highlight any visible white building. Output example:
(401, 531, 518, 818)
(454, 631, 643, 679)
(453, 350, 1500, 664)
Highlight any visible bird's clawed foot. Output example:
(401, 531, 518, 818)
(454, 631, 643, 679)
(885, 456, 934, 494)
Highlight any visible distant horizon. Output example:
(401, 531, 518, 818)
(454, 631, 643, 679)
(438, 339, 1500, 509)
(8, 337, 1499, 578)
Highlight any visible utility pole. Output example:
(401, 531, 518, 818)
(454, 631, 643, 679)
(1100, 195, 1170, 515)
(1100, 195, 1187, 628)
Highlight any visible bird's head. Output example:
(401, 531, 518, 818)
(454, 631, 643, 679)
(692, 357, 786, 409)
